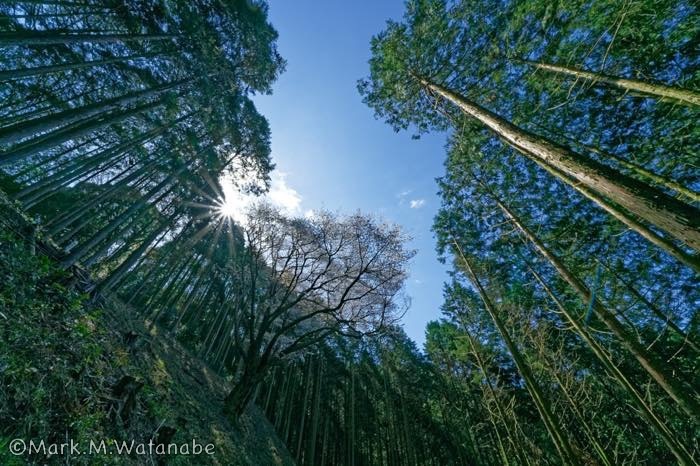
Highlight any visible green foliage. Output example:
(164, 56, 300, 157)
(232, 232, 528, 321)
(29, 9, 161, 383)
(362, 0, 699, 463)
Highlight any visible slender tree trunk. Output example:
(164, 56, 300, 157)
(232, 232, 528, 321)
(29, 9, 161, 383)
(48, 160, 157, 236)
(518, 59, 700, 107)
(0, 53, 159, 81)
(420, 77, 700, 253)
(490, 192, 700, 420)
(452, 240, 581, 466)
(296, 358, 313, 463)
(22, 150, 128, 209)
(0, 32, 179, 46)
(308, 357, 323, 466)
(527, 262, 695, 464)
(567, 139, 699, 203)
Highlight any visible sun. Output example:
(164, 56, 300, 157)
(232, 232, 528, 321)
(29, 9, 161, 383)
(216, 197, 237, 219)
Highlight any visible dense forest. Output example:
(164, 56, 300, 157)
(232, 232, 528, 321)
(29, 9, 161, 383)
(0, 0, 698, 465)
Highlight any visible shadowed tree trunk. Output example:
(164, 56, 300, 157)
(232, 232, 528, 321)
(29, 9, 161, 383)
(452, 240, 581, 466)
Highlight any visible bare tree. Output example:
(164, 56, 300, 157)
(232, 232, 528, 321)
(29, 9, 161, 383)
(217, 203, 414, 417)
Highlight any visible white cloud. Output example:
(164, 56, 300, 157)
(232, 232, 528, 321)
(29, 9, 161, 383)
(219, 171, 303, 225)
(267, 172, 302, 215)
(409, 199, 426, 209)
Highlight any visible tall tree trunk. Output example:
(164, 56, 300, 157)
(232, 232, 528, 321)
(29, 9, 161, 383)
(0, 32, 179, 46)
(489, 191, 700, 420)
(527, 263, 695, 464)
(419, 77, 700, 253)
(0, 76, 193, 147)
(0, 53, 158, 81)
(48, 160, 157, 236)
(527, 121, 700, 203)
(533, 154, 700, 272)
(308, 357, 323, 466)
(452, 241, 581, 466)
(517, 59, 700, 107)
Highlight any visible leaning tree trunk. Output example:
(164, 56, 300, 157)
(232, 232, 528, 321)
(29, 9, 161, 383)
(490, 192, 700, 420)
(0, 53, 159, 81)
(419, 77, 700, 254)
(0, 32, 179, 46)
(224, 363, 265, 419)
(517, 59, 700, 107)
(527, 263, 695, 465)
(0, 99, 166, 166)
(94, 207, 183, 294)
(452, 241, 581, 466)
(0, 76, 193, 147)
(528, 122, 700, 203)
(532, 153, 700, 272)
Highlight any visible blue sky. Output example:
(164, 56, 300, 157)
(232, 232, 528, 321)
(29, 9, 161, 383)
(245, 0, 450, 348)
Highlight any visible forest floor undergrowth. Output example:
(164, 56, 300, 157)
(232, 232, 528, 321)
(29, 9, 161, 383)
(0, 191, 294, 466)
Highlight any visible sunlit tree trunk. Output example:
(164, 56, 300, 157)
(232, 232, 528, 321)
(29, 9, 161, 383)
(533, 157, 700, 272)
(517, 59, 700, 107)
(419, 77, 700, 253)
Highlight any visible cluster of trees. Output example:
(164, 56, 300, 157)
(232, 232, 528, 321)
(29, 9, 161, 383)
(256, 330, 466, 466)
(252, 2, 698, 462)
(0, 0, 284, 290)
(1, 0, 416, 424)
(2, 1, 698, 464)
(355, 0, 698, 464)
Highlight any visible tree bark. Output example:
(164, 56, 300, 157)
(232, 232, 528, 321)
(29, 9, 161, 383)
(420, 77, 700, 253)
(533, 155, 700, 272)
(518, 59, 700, 107)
